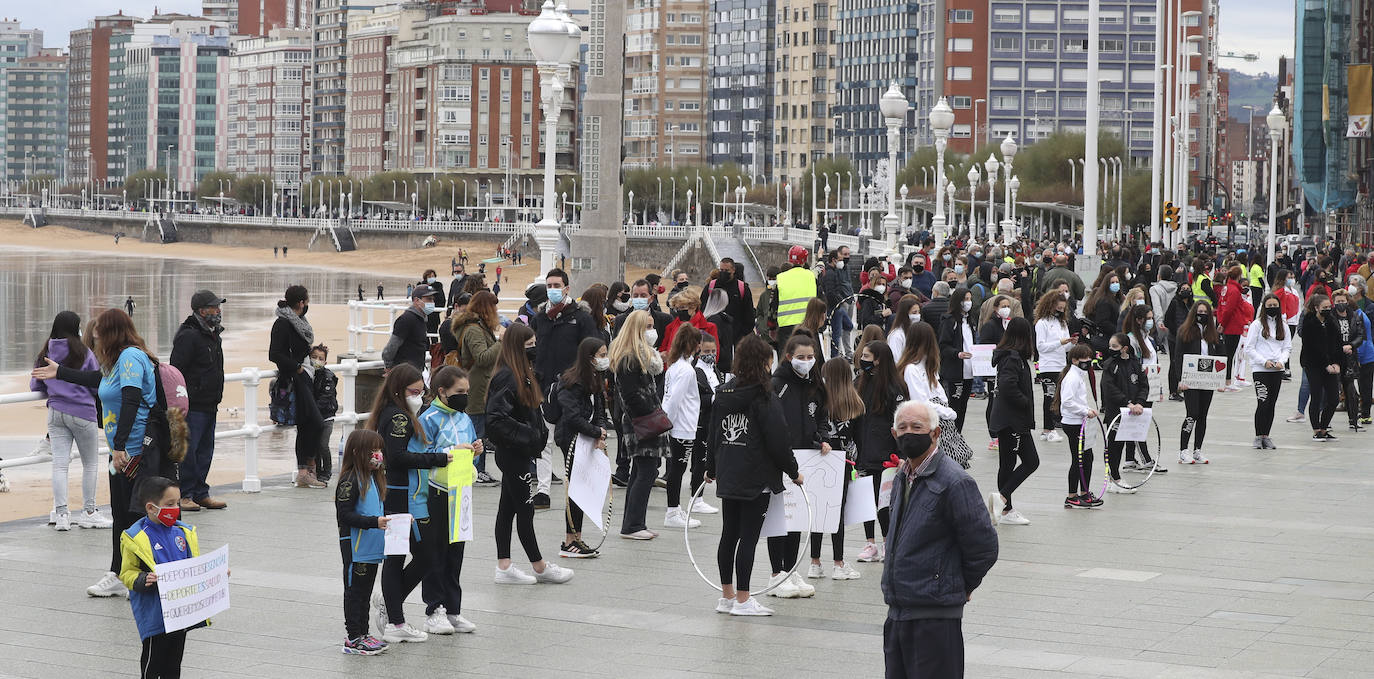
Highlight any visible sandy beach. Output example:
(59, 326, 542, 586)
(0, 217, 656, 520)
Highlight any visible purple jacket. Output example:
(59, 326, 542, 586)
(31, 339, 99, 422)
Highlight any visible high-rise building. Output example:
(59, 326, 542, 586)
(68, 13, 138, 184)
(707, 0, 774, 178)
(236, 0, 312, 37)
(3, 50, 68, 181)
(226, 28, 312, 189)
(340, 3, 427, 175)
(312, 0, 353, 175)
(622, 0, 708, 169)
(108, 15, 232, 188)
(833, 0, 919, 177)
(773, 0, 836, 184)
(0, 19, 44, 183)
(202, 1, 240, 33)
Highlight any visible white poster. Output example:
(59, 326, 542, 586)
(793, 449, 846, 534)
(384, 513, 412, 555)
(876, 467, 897, 510)
(154, 544, 230, 633)
(1115, 407, 1152, 442)
(971, 343, 997, 377)
(1144, 364, 1164, 402)
(568, 434, 611, 530)
(843, 476, 878, 527)
(1181, 353, 1227, 391)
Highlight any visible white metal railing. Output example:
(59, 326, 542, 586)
(0, 359, 384, 493)
(346, 297, 531, 358)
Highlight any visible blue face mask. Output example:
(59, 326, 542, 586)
(631, 297, 649, 311)
(423, 302, 437, 315)
(547, 288, 564, 305)
(1109, 282, 1121, 293)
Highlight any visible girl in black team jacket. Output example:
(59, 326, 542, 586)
(852, 340, 907, 563)
(988, 317, 1038, 526)
(766, 334, 828, 600)
(1176, 301, 1223, 462)
(487, 323, 574, 586)
(706, 334, 802, 617)
(936, 288, 977, 430)
(1100, 333, 1150, 493)
(553, 337, 612, 559)
(365, 363, 450, 644)
(1300, 294, 1345, 441)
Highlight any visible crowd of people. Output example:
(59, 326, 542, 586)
(24, 231, 1374, 677)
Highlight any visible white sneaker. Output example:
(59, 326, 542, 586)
(0, 471, 8, 492)
(371, 593, 388, 634)
(48, 510, 57, 526)
(619, 529, 657, 540)
(831, 562, 861, 580)
(1045, 430, 1064, 442)
(1107, 480, 1138, 494)
(767, 572, 801, 598)
(790, 571, 816, 597)
(1192, 450, 1210, 464)
(987, 492, 1006, 521)
(32, 437, 51, 458)
(1120, 460, 1140, 471)
(664, 507, 701, 529)
(381, 623, 428, 643)
(1178, 449, 1195, 465)
(716, 597, 735, 613)
(856, 542, 880, 562)
(494, 564, 537, 585)
(730, 597, 774, 616)
(1286, 412, 1306, 423)
(533, 562, 574, 584)
(691, 497, 719, 514)
(423, 607, 455, 634)
(54, 511, 71, 532)
(806, 563, 824, 579)
(998, 509, 1031, 525)
(447, 614, 476, 633)
(1038, 430, 1049, 441)
(877, 541, 886, 562)
(86, 571, 126, 597)
(76, 509, 113, 529)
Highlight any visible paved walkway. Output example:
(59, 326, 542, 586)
(2, 377, 1373, 678)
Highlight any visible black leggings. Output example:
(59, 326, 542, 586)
(494, 457, 541, 562)
(717, 494, 770, 591)
(1180, 388, 1214, 450)
(140, 630, 187, 679)
(340, 540, 381, 639)
(1339, 373, 1359, 427)
(381, 518, 432, 625)
(809, 470, 851, 561)
(1361, 363, 1374, 419)
(1253, 370, 1284, 436)
(109, 469, 139, 573)
(422, 487, 465, 617)
(666, 437, 693, 508)
(1038, 372, 1060, 430)
(767, 531, 802, 574)
(1104, 402, 1153, 480)
(1222, 334, 1241, 380)
(945, 378, 973, 431)
(1308, 369, 1340, 431)
(863, 471, 891, 540)
(291, 370, 324, 468)
(1061, 423, 1094, 494)
(558, 442, 584, 535)
(995, 429, 1039, 511)
(983, 377, 997, 438)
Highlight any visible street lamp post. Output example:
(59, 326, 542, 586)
(1068, 158, 1078, 190)
(966, 166, 979, 234)
(879, 82, 907, 247)
(929, 97, 954, 244)
(899, 184, 909, 235)
(945, 181, 956, 237)
(1266, 105, 1284, 263)
(1008, 175, 1020, 243)
(984, 154, 1000, 241)
(527, 0, 578, 274)
(999, 134, 1018, 235)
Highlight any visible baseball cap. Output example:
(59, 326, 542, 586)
(411, 284, 436, 299)
(190, 290, 226, 310)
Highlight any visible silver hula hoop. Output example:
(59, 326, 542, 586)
(683, 482, 814, 595)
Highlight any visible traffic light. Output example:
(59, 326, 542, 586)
(1162, 201, 1181, 230)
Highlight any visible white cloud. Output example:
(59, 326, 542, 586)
(1218, 0, 1293, 76)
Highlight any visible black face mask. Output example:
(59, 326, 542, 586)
(859, 358, 876, 374)
(446, 394, 469, 412)
(1264, 306, 1281, 317)
(1196, 314, 1210, 323)
(675, 309, 692, 321)
(525, 346, 538, 363)
(913, 265, 924, 274)
(1336, 302, 1349, 313)
(896, 432, 933, 459)
(300, 304, 309, 317)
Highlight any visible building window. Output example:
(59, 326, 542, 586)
(1063, 10, 1087, 24)
(992, 95, 1019, 110)
(946, 66, 973, 80)
(993, 9, 1021, 23)
(1026, 38, 1053, 52)
(1028, 9, 1056, 23)
(948, 9, 974, 23)
(1064, 38, 1089, 53)
(993, 37, 1021, 51)
(1134, 11, 1156, 25)
(991, 66, 1019, 81)
(1100, 39, 1124, 52)
(951, 124, 972, 138)
(947, 38, 973, 52)
(951, 96, 972, 109)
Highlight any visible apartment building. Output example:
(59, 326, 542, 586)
(707, 0, 774, 177)
(201, 1, 240, 33)
(342, 3, 428, 174)
(833, 0, 920, 177)
(68, 14, 139, 184)
(3, 50, 67, 180)
(311, 0, 356, 174)
(236, 0, 312, 37)
(0, 19, 44, 182)
(226, 28, 312, 188)
(623, 0, 708, 169)
(773, 0, 836, 184)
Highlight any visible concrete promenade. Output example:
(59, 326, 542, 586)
(2, 381, 1373, 678)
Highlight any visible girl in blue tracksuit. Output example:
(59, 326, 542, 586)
(119, 476, 207, 678)
(1358, 306, 1374, 424)
(335, 430, 390, 656)
(418, 366, 480, 636)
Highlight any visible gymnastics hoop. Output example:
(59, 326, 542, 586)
(1103, 412, 1163, 491)
(683, 482, 814, 595)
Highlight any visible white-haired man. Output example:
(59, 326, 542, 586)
(880, 401, 999, 678)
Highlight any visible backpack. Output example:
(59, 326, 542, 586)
(708, 277, 745, 298)
(149, 358, 189, 464)
(269, 375, 296, 425)
(541, 379, 563, 424)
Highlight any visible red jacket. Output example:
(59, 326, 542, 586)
(859, 261, 898, 287)
(1275, 286, 1300, 322)
(1217, 279, 1253, 335)
(659, 312, 718, 352)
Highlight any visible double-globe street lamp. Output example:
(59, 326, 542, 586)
(999, 133, 1018, 237)
(527, 0, 581, 274)
(928, 97, 954, 243)
(879, 82, 908, 248)
(1266, 104, 1284, 263)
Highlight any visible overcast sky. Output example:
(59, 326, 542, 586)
(22, 0, 1291, 77)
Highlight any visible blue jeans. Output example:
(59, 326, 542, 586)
(1297, 371, 1310, 413)
(179, 410, 217, 501)
(829, 301, 854, 358)
(470, 414, 487, 474)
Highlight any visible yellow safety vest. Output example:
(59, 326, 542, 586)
(1191, 273, 1211, 304)
(1247, 264, 1263, 289)
(776, 266, 817, 328)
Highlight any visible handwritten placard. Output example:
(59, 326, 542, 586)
(154, 544, 230, 633)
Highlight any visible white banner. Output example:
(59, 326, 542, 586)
(1181, 353, 1227, 391)
(843, 475, 878, 527)
(1115, 407, 1152, 442)
(793, 449, 845, 534)
(971, 344, 997, 377)
(568, 434, 611, 530)
(154, 544, 230, 633)
(384, 513, 412, 555)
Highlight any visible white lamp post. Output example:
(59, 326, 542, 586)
(528, 0, 574, 274)
(945, 180, 956, 236)
(1008, 175, 1020, 243)
(686, 189, 695, 227)
(879, 82, 907, 246)
(1266, 104, 1284, 263)
(966, 166, 979, 234)
(984, 153, 1000, 241)
(999, 133, 1018, 235)
(899, 183, 909, 235)
(928, 96, 954, 243)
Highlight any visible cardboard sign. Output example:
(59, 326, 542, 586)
(568, 434, 611, 530)
(971, 344, 998, 377)
(445, 447, 475, 543)
(154, 544, 230, 633)
(384, 514, 412, 555)
(1181, 353, 1226, 390)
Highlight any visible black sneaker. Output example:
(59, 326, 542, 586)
(1313, 432, 1328, 441)
(559, 540, 599, 558)
(1350, 423, 1366, 432)
(1064, 496, 1092, 509)
(1169, 393, 1185, 402)
(1324, 432, 1340, 441)
(532, 492, 551, 510)
(611, 475, 628, 488)
(1081, 492, 1105, 507)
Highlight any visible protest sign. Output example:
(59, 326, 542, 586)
(154, 544, 230, 633)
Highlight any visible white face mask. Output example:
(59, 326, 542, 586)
(791, 357, 815, 375)
(996, 307, 1011, 319)
(767, 279, 777, 288)
(901, 278, 913, 289)
(961, 300, 973, 312)
(593, 356, 610, 371)
(1349, 286, 1360, 296)
(835, 260, 845, 270)
(405, 394, 423, 413)
(874, 285, 886, 294)
(909, 313, 921, 323)
(612, 299, 630, 312)
(644, 328, 658, 346)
